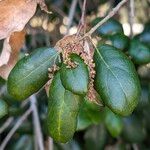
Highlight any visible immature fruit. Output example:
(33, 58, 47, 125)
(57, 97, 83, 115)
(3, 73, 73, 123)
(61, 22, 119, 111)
(104, 108, 123, 137)
(122, 115, 146, 143)
(0, 99, 8, 119)
(92, 18, 123, 37)
(60, 54, 89, 95)
(109, 33, 129, 51)
(7, 47, 59, 100)
(129, 39, 150, 64)
(94, 44, 141, 116)
(46, 72, 83, 143)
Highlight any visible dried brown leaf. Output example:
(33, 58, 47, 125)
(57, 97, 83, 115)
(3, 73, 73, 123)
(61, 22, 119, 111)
(0, 30, 26, 79)
(0, 37, 11, 66)
(0, 0, 49, 79)
(9, 30, 26, 53)
(0, 0, 37, 40)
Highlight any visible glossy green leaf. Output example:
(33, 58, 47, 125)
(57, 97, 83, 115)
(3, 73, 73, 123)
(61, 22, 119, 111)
(104, 108, 123, 137)
(92, 18, 123, 37)
(129, 39, 150, 64)
(0, 99, 8, 119)
(46, 72, 83, 143)
(7, 47, 59, 100)
(109, 33, 129, 51)
(122, 115, 146, 143)
(94, 44, 141, 116)
(77, 99, 102, 131)
(60, 54, 89, 95)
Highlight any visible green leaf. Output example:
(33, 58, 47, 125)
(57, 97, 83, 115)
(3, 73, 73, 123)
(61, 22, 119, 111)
(54, 140, 82, 150)
(136, 31, 150, 47)
(92, 18, 123, 37)
(84, 124, 108, 150)
(143, 106, 150, 131)
(0, 99, 8, 119)
(46, 72, 83, 143)
(129, 39, 150, 64)
(108, 33, 129, 51)
(60, 54, 89, 95)
(1, 89, 26, 116)
(136, 84, 150, 111)
(7, 47, 59, 100)
(104, 108, 123, 137)
(122, 115, 146, 143)
(135, 27, 150, 48)
(77, 99, 102, 131)
(1, 88, 21, 106)
(94, 44, 141, 116)
(0, 77, 6, 86)
(143, 21, 150, 32)
(8, 105, 28, 117)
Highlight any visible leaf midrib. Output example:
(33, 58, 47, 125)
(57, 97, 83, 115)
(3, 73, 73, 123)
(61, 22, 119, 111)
(57, 90, 66, 140)
(96, 49, 128, 102)
(14, 52, 59, 85)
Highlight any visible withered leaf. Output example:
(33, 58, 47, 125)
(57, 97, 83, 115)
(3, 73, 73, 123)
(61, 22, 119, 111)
(0, 30, 26, 79)
(0, 0, 49, 79)
(0, 37, 11, 66)
(0, 0, 37, 40)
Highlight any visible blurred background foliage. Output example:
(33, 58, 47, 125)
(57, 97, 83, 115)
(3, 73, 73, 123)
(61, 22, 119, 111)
(0, 0, 150, 149)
